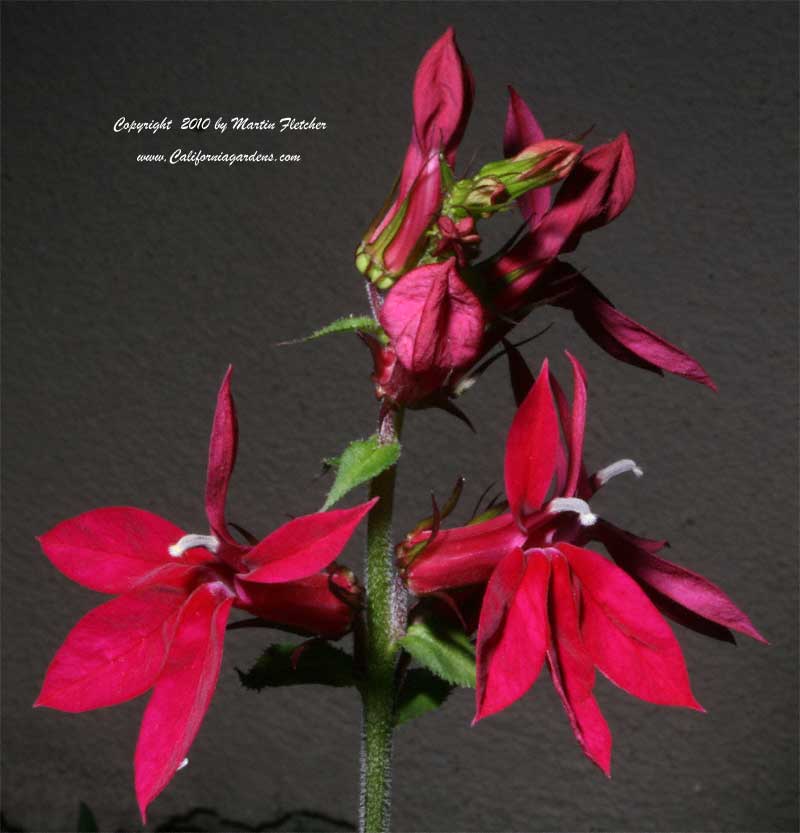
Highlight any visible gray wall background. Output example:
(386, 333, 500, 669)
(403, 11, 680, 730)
(2, 2, 797, 831)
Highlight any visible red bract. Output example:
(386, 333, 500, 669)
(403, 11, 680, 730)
(485, 89, 715, 389)
(405, 355, 762, 773)
(35, 368, 375, 820)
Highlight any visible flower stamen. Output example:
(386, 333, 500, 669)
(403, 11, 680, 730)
(547, 497, 597, 527)
(168, 534, 220, 558)
(592, 458, 643, 489)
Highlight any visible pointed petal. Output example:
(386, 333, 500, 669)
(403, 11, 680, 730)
(595, 521, 765, 643)
(549, 352, 589, 498)
(380, 259, 484, 373)
(412, 27, 474, 165)
(205, 366, 239, 543)
(35, 584, 193, 712)
(504, 87, 550, 228)
(504, 359, 560, 524)
(233, 573, 354, 639)
(241, 500, 377, 584)
(383, 151, 444, 275)
(546, 265, 717, 390)
(407, 512, 525, 594)
(134, 585, 233, 821)
(560, 543, 701, 709)
(38, 507, 191, 594)
(548, 554, 611, 775)
(474, 549, 550, 722)
(526, 134, 636, 264)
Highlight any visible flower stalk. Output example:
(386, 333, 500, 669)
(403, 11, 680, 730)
(358, 408, 404, 833)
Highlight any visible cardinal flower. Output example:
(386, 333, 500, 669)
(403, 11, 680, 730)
(35, 368, 375, 819)
(404, 355, 762, 772)
(481, 89, 715, 389)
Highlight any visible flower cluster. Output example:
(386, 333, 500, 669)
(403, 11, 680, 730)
(356, 29, 714, 409)
(34, 27, 763, 828)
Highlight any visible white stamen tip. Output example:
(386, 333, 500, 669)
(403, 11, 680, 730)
(168, 534, 220, 558)
(177, 758, 189, 771)
(548, 497, 597, 527)
(594, 458, 644, 488)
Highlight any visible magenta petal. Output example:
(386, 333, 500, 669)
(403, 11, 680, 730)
(205, 366, 239, 543)
(134, 584, 233, 821)
(548, 554, 611, 775)
(560, 543, 702, 710)
(38, 507, 189, 594)
(233, 573, 353, 639)
(474, 549, 550, 722)
(383, 151, 444, 275)
(504, 86, 550, 228)
(545, 265, 717, 390)
(407, 512, 525, 594)
(241, 500, 377, 584)
(595, 521, 765, 643)
(550, 352, 589, 498)
(412, 27, 474, 166)
(380, 259, 484, 374)
(526, 134, 636, 264)
(35, 584, 191, 712)
(504, 359, 560, 524)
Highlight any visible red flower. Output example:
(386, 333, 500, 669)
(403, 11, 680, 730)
(405, 356, 762, 773)
(35, 368, 375, 819)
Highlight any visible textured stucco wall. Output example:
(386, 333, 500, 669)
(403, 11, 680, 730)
(2, 2, 797, 832)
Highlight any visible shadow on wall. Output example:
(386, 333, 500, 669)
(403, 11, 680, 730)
(0, 804, 355, 833)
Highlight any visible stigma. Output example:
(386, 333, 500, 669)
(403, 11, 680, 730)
(592, 458, 643, 489)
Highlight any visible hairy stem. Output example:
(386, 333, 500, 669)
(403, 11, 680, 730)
(358, 408, 404, 833)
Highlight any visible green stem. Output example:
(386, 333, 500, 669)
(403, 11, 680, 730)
(359, 408, 404, 833)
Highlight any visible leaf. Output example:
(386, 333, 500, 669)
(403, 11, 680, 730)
(395, 668, 453, 726)
(399, 619, 477, 688)
(77, 802, 99, 833)
(322, 435, 401, 510)
(236, 642, 355, 691)
(281, 315, 384, 345)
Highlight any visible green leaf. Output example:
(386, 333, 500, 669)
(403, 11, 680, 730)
(395, 668, 453, 726)
(322, 435, 401, 510)
(77, 802, 98, 833)
(399, 619, 477, 688)
(237, 642, 355, 691)
(282, 315, 384, 345)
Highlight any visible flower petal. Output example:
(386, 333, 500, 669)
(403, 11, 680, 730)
(205, 366, 239, 543)
(504, 359, 560, 524)
(134, 584, 233, 821)
(543, 264, 717, 390)
(35, 583, 193, 713)
(550, 352, 589, 498)
(594, 521, 765, 643)
(474, 549, 550, 722)
(233, 573, 354, 639)
(380, 259, 484, 373)
(241, 500, 377, 584)
(560, 542, 701, 709)
(504, 86, 550, 228)
(548, 554, 611, 775)
(412, 27, 474, 166)
(526, 134, 636, 265)
(407, 512, 525, 594)
(38, 507, 191, 594)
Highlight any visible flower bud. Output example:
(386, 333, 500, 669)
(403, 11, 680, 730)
(475, 139, 582, 202)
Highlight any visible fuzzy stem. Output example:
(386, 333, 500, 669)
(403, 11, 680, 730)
(358, 408, 404, 833)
